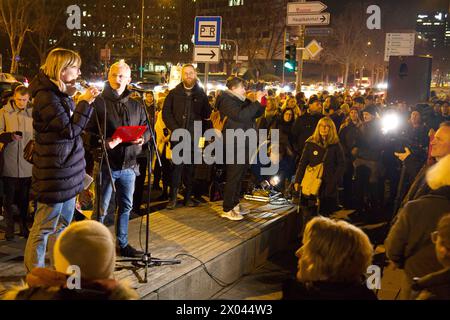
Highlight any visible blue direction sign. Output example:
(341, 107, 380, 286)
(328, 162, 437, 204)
(194, 16, 222, 47)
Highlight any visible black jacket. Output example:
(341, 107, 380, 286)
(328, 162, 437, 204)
(29, 70, 93, 204)
(216, 91, 265, 164)
(291, 112, 324, 157)
(84, 82, 150, 171)
(215, 91, 264, 131)
(355, 119, 383, 161)
(294, 140, 345, 198)
(162, 82, 210, 134)
(282, 278, 377, 300)
(339, 122, 361, 159)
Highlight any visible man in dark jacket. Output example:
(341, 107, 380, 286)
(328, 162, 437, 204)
(385, 154, 450, 299)
(215, 77, 265, 220)
(84, 60, 150, 258)
(291, 96, 324, 163)
(162, 64, 211, 209)
(352, 104, 384, 216)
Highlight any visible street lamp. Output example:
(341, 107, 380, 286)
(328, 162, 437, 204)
(140, 0, 144, 79)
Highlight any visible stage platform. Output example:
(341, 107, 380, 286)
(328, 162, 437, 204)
(0, 200, 299, 299)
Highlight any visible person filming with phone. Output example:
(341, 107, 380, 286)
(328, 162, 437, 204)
(84, 59, 150, 258)
(0, 85, 33, 240)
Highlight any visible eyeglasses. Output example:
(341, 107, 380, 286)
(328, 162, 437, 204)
(431, 231, 450, 252)
(319, 124, 331, 128)
(431, 231, 439, 243)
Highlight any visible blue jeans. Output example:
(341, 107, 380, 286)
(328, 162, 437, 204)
(98, 168, 136, 248)
(24, 197, 76, 272)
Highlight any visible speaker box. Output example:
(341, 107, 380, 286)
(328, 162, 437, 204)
(387, 55, 432, 105)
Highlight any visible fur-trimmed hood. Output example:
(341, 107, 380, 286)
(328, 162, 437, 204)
(427, 154, 450, 190)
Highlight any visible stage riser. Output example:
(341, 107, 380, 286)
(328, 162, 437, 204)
(143, 210, 300, 300)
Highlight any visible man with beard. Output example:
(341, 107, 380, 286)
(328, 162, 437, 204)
(162, 64, 211, 209)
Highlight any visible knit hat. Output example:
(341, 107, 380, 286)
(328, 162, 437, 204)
(53, 220, 116, 280)
(363, 104, 378, 116)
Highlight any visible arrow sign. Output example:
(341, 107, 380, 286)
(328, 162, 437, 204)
(287, 13, 330, 26)
(198, 49, 217, 59)
(287, 1, 327, 14)
(194, 46, 220, 63)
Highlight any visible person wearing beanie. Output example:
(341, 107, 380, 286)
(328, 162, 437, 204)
(3, 220, 138, 300)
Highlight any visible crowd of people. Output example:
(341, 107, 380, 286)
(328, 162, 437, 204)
(0, 46, 450, 300)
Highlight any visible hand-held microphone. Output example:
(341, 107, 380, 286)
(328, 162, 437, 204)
(79, 80, 90, 89)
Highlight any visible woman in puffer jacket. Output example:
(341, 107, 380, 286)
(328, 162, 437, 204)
(24, 48, 99, 272)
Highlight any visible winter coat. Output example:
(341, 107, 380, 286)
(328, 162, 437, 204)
(414, 268, 450, 300)
(155, 111, 171, 160)
(2, 268, 138, 300)
(215, 91, 265, 164)
(84, 82, 150, 171)
(291, 112, 324, 159)
(162, 82, 211, 134)
(338, 121, 361, 159)
(385, 186, 450, 280)
(354, 119, 383, 161)
(216, 91, 264, 131)
(294, 140, 345, 199)
(29, 70, 93, 204)
(0, 100, 33, 177)
(282, 278, 377, 300)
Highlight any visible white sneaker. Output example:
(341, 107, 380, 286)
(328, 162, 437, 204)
(221, 210, 244, 221)
(233, 204, 250, 215)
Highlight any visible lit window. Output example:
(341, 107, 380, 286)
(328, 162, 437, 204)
(229, 0, 244, 6)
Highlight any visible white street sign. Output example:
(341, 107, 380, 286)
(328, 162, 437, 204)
(287, 13, 330, 26)
(194, 46, 220, 63)
(287, 1, 327, 14)
(305, 39, 323, 58)
(384, 33, 415, 62)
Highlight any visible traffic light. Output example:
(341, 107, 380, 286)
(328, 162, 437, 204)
(284, 44, 296, 71)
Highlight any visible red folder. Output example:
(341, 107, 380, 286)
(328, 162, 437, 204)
(112, 126, 147, 143)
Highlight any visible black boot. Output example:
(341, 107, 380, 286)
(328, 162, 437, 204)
(20, 219, 29, 238)
(166, 188, 178, 210)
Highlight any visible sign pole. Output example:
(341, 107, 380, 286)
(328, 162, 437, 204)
(204, 63, 209, 95)
(296, 26, 305, 93)
(282, 28, 286, 84)
(295, 0, 305, 93)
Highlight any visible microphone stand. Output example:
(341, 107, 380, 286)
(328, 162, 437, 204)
(79, 81, 116, 221)
(116, 89, 180, 283)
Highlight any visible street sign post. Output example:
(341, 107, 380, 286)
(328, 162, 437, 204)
(194, 16, 222, 46)
(384, 33, 415, 62)
(194, 16, 222, 94)
(194, 47, 220, 63)
(287, 13, 330, 26)
(287, 1, 327, 14)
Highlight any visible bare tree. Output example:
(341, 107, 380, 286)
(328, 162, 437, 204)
(28, 0, 68, 65)
(0, 0, 36, 73)
(325, 4, 369, 86)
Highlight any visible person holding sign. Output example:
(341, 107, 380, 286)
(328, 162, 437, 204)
(84, 60, 149, 258)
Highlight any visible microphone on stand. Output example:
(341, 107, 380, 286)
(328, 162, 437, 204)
(127, 84, 152, 94)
